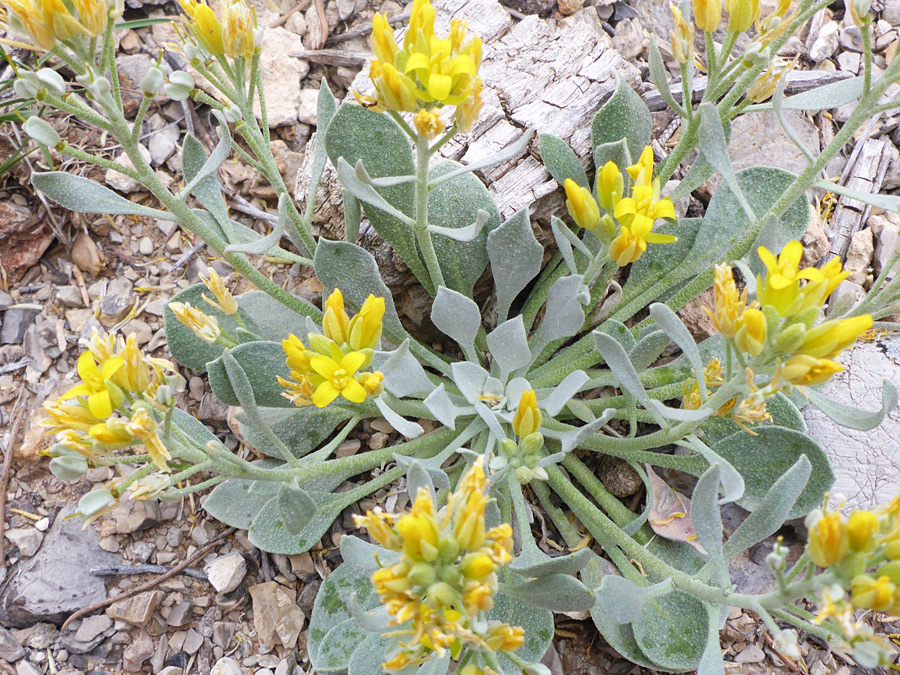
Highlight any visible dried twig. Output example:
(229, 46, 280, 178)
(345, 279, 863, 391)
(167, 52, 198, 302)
(324, 8, 410, 45)
(91, 563, 209, 581)
(314, 0, 329, 49)
(761, 630, 801, 673)
(289, 49, 370, 67)
(62, 526, 237, 629)
(0, 391, 31, 568)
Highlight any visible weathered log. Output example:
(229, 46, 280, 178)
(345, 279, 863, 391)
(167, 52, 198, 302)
(294, 0, 639, 325)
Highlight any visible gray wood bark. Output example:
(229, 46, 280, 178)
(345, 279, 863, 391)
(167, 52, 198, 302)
(293, 0, 639, 324)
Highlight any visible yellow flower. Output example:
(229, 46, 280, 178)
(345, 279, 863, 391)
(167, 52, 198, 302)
(221, 0, 255, 60)
(126, 408, 172, 471)
(850, 574, 896, 611)
(72, 0, 106, 37)
(404, 0, 436, 51)
(596, 161, 624, 213)
(808, 511, 849, 568)
(694, 0, 722, 31)
(42, 398, 103, 435)
(115, 334, 151, 392)
(725, 0, 759, 32)
(755, 240, 819, 316)
(734, 307, 767, 356)
(2, 0, 57, 49)
(798, 257, 849, 310)
(282, 334, 313, 373)
(626, 146, 655, 186)
(413, 108, 446, 139)
(41, 0, 84, 41)
(179, 0, 224, 56)
(365, 59, 419, 113)
(707, 264, 747, 338)
(358, 371, 385, 397)
(169, 302, 221, 344)
(669, 3, 694, 65)
(608, 213, 677, 266)
(322, 288, 351, 345)
(200, 267, 238, 315)
(371, 11, 400, 63)
(847, 509, 879, 552)
(452, 78, 483, 133)
(564, 179, 601, 232)
(129, 474, 171, 500)
(746, 59, 787, 103)
(512, 389, 542, 438)
(798, 314, 873, 359)
(779, 355, 843, 387)
(308, 348, 369, 407)
(348, 294, 386, 351)
(61, 350, 125, 419)
(354, 458, 521, 670)
(404, 34, 480, 104)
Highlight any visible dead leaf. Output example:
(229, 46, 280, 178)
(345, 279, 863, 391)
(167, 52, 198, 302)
(72, 231, 106, 275)
(644, 464, 707, 555)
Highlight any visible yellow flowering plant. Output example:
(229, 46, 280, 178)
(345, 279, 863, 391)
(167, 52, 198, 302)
(8, 0, 900, 671)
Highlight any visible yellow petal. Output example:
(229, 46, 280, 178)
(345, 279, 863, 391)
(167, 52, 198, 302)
(313, 382, 341, 407)
(310, 355, 338, 379)
(427, 73, 452, 101)
(341, 379, 368, 403)
(341, 350, 367, 374)
(87, 391, 113, 419)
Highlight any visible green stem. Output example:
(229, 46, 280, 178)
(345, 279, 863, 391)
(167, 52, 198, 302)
(131, 94, 154, 144)
(414, 131, 444, 293)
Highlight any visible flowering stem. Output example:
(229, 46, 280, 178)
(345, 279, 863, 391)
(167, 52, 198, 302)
(414, 130, 444, 294)
(168, 459, 212, 485)
(111, 464, 155, 496)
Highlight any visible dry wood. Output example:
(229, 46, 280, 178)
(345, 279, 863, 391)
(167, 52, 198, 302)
(295, 0, 639, 324)
(290, 49, 370, 67)
(828, 136, 890, 260)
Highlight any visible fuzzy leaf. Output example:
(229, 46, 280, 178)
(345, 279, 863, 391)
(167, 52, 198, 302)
(530, 275, 587, 357)
(691, 464, 723, 558)
(32, 172, 170, 218)
(277, 482, 318, 535)
(805, 379, 898, 431)
(486, 316, 532, 380)
(431, 286, 482, 361)
(592, 75, 652, 162)
(340, 535, 401, 573)
(208, 341, 291, 407)
(711, 426, 833, 518)
(539, 133, 589, 189)
(488, 208, 543, 323)
(182, 133, 230, 230)
(501, 574, 595, 612)
(632, 591, 709, 672)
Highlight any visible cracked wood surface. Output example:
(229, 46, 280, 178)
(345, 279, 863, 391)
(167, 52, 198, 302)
(294, 0, 639, 324)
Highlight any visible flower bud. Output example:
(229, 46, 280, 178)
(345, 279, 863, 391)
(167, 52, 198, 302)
(14, 74, 40, 99)
(426, 581, 457, 608)
(850, 574, 895, 611)
(23, 117, 61, 147)
(183, 43, 200, 62)
(775, 322, 806, 353)
(877, 560, 900, 583)
(734, 307, 767, 355)
(847, 510, 879, 552)
(515, 466, 534, 484)
(512, 389, 541, 438)
(520, 431, 545, 456)
(500, 438, 518, 457)
(564, 179, 601, 231)
(87, 76, 112, 100)
(140, 66, 164, 97)
(407, 562, 436, 586)
(807, 511, 849, 568)
(37, 68, 66, 97)
(156, 384, 174, 407)
(780, 355, 843, 387)
(77, 488, 116, 519)
(49, 455, 89, 481)
(224, 104, 243, 123)
(437, 535, 460, 563)
(460, 552, 495, 580)
(885, 539, 900, 560)
(846, 0, 872, 27)
(725, 0, 759, 32)
(307, 332, 334, 356)
(596, 161, 624, 213)
(165, 71, 195, 101)
(694, 0, 722, 32)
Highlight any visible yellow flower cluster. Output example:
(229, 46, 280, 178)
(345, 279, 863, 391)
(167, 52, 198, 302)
(693, 0, 759, 33)
(278, 289, 386, 408)
(354, 458, 522, 671)
(563, 146, 676, 267)
(358, 0, 483, 132)
(42, 330, 182, 471)
(1, 0, 110, 50)
(807, 495, 900, 662)
(707, 241, 872, 388)
(178, 0, 257, 60)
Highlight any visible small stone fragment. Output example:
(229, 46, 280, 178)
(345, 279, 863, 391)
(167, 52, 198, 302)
(248, 582, 305, 649)
(167, 600, 194, 627)
(205, 553, 247, 593)
(106, 590, 162, 626)
(298, 88, 319, 125)
(809, 20, 840, 62)
(139, 236, 154, 256)
(211, 657, 242, 675)
(0, 307, 40, 345)
(845, 227, 874, 285)
(735, 644, 766, 663)
(0, 625, 25, 662)
(73, 614, 112, 642)
(56, 285, 84, 308)
(123, 631, 155, 671)
(182, 628, 203, 654)
(4, 528, 43, 557)
(15, 661, 41, 675)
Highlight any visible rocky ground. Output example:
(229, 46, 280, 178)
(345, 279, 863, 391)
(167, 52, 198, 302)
(1, 0, 900, 673)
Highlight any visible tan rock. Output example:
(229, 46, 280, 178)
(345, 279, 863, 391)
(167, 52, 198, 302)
(106, 590, 163, 627)
(248, 582, 305, 648)
(845, 227, 874, 285)
(71, 232, 106, 276)
(252, 27, 310, 128)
